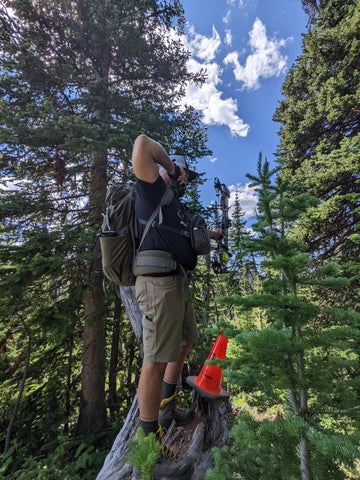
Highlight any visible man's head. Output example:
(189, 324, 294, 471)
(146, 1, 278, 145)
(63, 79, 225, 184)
(160, 155, 199, 196)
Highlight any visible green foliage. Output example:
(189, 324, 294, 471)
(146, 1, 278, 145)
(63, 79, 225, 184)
(2, 0, 359, 477)
(274, 0, 360, 268)
(0, 434, 110, 480)
(207, 414, 301, 480)
(207, 154, 360, 479)
(208, 412, 360, 480)
(0, 0, 210, 459)
(125, 428, 161, 480)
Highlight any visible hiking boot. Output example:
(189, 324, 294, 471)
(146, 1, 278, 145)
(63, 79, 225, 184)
(158, 391, 195, 430)
(153, 425, 194, 480)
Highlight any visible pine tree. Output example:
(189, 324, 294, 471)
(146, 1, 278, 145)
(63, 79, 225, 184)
(207, 155, 360, 480)
(228, 188, 256, 292)
(0, 0, 209, 457)
(273, 0, 360, 267)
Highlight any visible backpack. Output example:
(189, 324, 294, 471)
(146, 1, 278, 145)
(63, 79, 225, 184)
(98, 182, 175, 286)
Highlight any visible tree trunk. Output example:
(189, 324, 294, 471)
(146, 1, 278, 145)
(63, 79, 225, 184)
(300, 436, 312, 480)
(77, 277, 106, 434)
(296, 327, 311, 480)
(77, 145, 108, 434)
(126, 341, 137, 409)
(64, 330, 74, 434)
(117, 286, 143, 357)
(200, 255, 211, 325)
(109, 298, 122, 418)
(96, 286, 232, 480)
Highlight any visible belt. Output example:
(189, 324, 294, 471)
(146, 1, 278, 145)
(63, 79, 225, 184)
(142, 271, 177, 277)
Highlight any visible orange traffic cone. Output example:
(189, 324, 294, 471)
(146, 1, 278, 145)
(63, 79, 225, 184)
(187, 333, 229, 399)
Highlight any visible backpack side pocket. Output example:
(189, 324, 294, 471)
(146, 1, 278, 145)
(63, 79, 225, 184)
(190, 215, 211, 255)
(99, 228, 136, 286)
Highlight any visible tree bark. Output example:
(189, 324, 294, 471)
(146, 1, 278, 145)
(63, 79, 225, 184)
(96, 286, 232, 480)
(295, 327, 311, 480)
(77, 276, 106, 434)
(116, 286, 143, 357)
(109, 298, 122, 417)
(200, 255, 211, 325)
(77, 143, 108, 434)
(64, 330, 74, 434)
(300, 436, 312, 480)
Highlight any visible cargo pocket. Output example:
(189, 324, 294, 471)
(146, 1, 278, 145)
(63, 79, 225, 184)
(135, 277, 155, 323)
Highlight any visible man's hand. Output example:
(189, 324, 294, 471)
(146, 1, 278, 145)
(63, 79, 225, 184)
(177, 167, 189, 186)
(208, 228, 223, 241)
(168, 163, 189, 186)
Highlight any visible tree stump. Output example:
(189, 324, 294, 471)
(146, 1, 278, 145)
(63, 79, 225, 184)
(96, 286, 232, 480)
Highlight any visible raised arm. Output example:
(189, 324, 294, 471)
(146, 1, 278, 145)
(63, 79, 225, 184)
(132, 134, 177, 184)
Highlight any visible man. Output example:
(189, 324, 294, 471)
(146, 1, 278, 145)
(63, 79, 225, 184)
(132, 134, 222, 479)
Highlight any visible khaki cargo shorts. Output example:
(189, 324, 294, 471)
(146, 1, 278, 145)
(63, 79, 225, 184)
(135, 273, 199, 363)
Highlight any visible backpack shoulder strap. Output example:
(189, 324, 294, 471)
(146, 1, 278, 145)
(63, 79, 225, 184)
(137, 185, 174, 251)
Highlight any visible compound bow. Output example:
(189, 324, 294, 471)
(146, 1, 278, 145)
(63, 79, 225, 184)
(211, 177, 231, 274)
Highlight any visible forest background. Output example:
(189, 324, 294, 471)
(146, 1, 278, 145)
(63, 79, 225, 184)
(0, 1, 359, 479)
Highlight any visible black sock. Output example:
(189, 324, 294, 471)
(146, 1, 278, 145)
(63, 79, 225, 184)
(140, 418, 158, 436)
(161, 379, 177, 401)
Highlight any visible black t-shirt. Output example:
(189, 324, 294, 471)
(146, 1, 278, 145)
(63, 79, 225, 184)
(134, 176, 197, 270)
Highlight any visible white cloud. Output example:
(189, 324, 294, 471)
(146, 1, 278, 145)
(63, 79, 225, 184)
(210, 157, 218, 164)
(224, 18, 290, 90)
(187, 57, 222, 85)
(222, 10, 231, 24)
(187, 25, 221, 62)
(224, 29, 232, 46)
(229, 182, 258, 219)
(183, 79, 249, 137)
(183, 29, 250, 138)
(223, 0, 247, 23)
(226, 0, 247, 7)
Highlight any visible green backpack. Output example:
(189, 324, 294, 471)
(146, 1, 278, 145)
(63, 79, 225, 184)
(98, 182, 174, 286)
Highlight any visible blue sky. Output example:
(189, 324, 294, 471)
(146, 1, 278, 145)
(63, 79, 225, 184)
(180, 0, 308, 218)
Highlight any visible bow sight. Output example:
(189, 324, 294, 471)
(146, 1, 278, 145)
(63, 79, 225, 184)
(212, 177, 231, 274)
